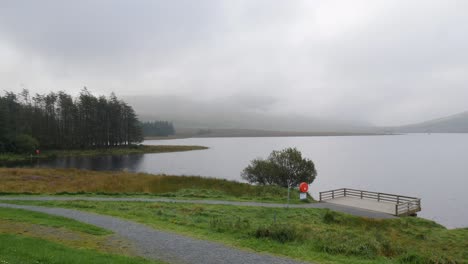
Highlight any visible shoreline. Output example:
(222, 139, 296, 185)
(145, 132, 394, 140)
(0, 168, 304, 204)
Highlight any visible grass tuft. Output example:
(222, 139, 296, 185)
(254, 224, 305, 243)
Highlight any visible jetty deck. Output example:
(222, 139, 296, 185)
(319, 188, 421, 216)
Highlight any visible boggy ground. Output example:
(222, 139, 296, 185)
(0, 168, 307, 203)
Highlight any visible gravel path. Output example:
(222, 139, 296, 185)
(0, 203, 307, 264)
(0, 196, 396, 219)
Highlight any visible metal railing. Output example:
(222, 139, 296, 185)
(319, 188, 421, 216)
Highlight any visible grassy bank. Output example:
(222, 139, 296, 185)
(0, 207, 162, 263)
(0, 234, 160, 264)
(6, 200, 467, 264)
(0, 144, 207, 163)
(0, 168, 307, 203)
(0, 207, 110, 235)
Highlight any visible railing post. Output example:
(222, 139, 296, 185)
(407, 202, 410, 214)
(397, 196, 400, 204)
(319, 192, 322, 201)
(395, 204, 398, 216)
(360, 190, 363, 199)
(344, 188, 346, 197)
(332, 190, 334, 199)
(378, 193, 380, 202)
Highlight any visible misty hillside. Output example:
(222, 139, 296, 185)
(394, 111, 468, 133)
(125, 96, 378, 134)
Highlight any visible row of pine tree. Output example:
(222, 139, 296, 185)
(0, 89, 143, 153)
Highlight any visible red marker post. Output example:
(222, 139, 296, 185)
(299, 182, 308, 200)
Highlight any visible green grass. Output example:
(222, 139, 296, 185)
(0, 207, 158, 262)
(0, 144, 207, 163)
(0, 234, 161, 264)
(0, 207, 110, 236)
(0, 168, 310, 203)
(6, 200, 467, 264)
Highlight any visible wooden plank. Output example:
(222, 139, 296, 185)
(323, 197, 396, 215)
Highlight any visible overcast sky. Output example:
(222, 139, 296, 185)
(0, 0, 467, 126)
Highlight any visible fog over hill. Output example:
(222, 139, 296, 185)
(125, 95, 378, 134)
(127, 95, 468, 135)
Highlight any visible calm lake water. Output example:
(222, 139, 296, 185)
(32, 134, 467, 228)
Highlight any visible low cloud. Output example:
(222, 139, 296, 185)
(1, 0, 467, 126)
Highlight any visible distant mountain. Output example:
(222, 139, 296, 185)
(393, 111, 468, 133)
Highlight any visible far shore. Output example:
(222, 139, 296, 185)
(144, 129, 393, 140)
(0, 145, 208, 164)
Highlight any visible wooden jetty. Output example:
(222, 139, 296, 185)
(319, 188, 421, 216)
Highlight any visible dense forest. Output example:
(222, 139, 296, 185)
(0, 89, 143, 153)
(141, 121, 175, 137)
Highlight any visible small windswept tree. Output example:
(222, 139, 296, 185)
(241, 147, 317, 188)
(241, 159, 277, 185)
